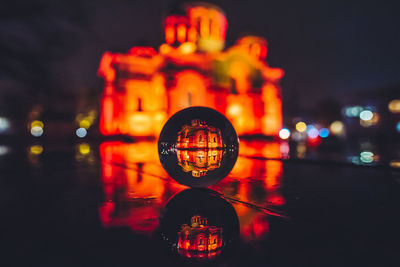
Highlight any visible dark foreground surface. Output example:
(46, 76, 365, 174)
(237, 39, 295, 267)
(1, 140, 399, 266)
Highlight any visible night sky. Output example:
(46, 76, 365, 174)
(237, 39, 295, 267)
(1, 0, 399, 116)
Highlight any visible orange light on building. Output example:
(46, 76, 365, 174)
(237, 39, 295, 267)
(200, 16, 210, 38)
(98, 2, 284, 138)
(98, 52, 116, 82)
(179, 42, 196, 54)
(165, 25, 175, 44)
(159, 43, 172, 54)
(177, 215, 223, 259)
(128, 46, 157, 57)
(177, 24, 187, 43)
(187, 26, 198, 42)
(251, 43, 261, 59)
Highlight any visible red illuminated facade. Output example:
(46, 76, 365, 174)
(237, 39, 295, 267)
(98, 2, 284, 137)
(177, 215, 223, 259)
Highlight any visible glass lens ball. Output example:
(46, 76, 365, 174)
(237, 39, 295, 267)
(158, 107, 239, 187)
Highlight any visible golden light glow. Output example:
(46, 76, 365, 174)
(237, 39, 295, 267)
(30, 145, 43, 155)
(388, 99, 400, 113)
(159, 43, 172, 54)
(390, 160, 400, 168)
(31, 120, 44, 129)
(295, 122, 307, 132)
(79, 119, 91, 129)
(330, 121, 344, 135)
(360, 113, 379, 127)
(79, 143, 91, 155)
(226, 103, 242, 117)
(179, 42, 196, 54)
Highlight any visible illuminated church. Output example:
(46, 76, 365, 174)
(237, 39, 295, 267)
(177, 215, 223, 259)
(98, 2, 284, 137)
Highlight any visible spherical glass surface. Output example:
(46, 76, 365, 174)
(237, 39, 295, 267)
(158, 107, 239, 187)
(157, 189, 239, 262)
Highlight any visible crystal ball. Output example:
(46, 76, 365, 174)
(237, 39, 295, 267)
(158, 107, 239, 187)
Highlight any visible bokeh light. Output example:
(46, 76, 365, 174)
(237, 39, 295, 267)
(79, 143, 90, 155)
(291, 131, 306, 142)
(307, 125, 319, 139)
(31, 120, 44, 129)
(0, 117, 10, 133)
(360, 151, 374, 163)
(278, 128, 290, 140)
(344, 106, 363, 117)
(79, 119, 91, 129)
(390, 160, 400, 168)
(388, 99, 400, 113)
(76, 128, 87, 138)
(30, 145, 43, 155)
(318, 128, 329, 138)
(360, 113, 379, 127)
(226, 103, 242, 117)
(359, 110, 373, 121)
(295, 121, 307, 132)
(280, 142, 290, 157)
(330, 121, 344, 135)
(179, 42, 197, 54)
(0, 145, 9, 156)
(31, 126, 43, 137)
(396, 121, 400, 133)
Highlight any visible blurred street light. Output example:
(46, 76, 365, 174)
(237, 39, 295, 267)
(295, 121, 307, 132)
(76, 128, 87, 138)
(279, 128, 290, 139)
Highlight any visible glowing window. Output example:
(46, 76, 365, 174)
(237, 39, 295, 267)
(165, 25, 175, 44)
(137, 98, 142, 111)
(177, 24, 187, 43)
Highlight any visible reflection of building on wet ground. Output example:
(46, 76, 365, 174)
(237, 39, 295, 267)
(177, 119, 223, 149)
(99, 140, 284, 240)
(177, 215, 223, 259)
(177, 149, 223, 177)
(98, 2, 284, 138)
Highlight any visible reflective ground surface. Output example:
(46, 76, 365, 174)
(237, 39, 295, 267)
(1, 140, 399, 266)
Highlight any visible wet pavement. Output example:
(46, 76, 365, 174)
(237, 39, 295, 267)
(1, 140, 400, 266)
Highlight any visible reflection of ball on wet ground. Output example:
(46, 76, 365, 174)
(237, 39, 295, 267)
(157, 188, 239, 262)
(158, 107, 239, 187)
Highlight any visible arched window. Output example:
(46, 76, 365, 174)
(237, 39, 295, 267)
(137, 98, 142, 111)
(188, 92, 192, 106)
